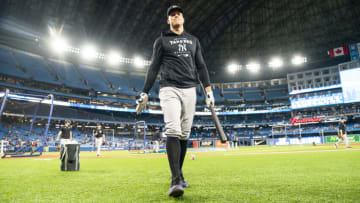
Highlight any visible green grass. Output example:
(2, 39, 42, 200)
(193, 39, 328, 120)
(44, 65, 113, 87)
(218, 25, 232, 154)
(0, 145, 359, 202)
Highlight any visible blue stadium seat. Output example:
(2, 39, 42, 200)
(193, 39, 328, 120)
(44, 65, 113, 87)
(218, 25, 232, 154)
(244, 91, 264, 101)
(127, 76, 161, 98)
(213, 89, 225, 102)
(224, 92, 242, 101)
(102, 72, 136, 96)
(196, 86, 205, 102)
(0, 47, 28, 79)
(47, 60, 89, 90)
(97, 96, 136, 104)
(224, 88, 243, 91)
(12, 50, 61, 85)
(265, 89, 289, 100)
(128, 76, 144, 93)
(76, 65, 112, 93)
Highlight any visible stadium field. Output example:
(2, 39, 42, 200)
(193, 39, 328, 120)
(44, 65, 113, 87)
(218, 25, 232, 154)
(1, 145, 359, 202)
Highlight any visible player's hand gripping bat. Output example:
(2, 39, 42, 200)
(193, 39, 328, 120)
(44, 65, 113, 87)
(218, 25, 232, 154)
(201, 83, 227, 143)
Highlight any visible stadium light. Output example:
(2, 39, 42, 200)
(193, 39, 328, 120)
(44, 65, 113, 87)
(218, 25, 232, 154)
(107, 51, 121, 66)
(48, 26, 69, 54)
(246, 62, 260, 73)
(48, 27, 57, 37)
(134, 56, 145, 68)
(227, 63, 241, 74)
(81, 44, 98, 60)
(268, 57, 283, 69)
(50, 37, 69, 54)
(291, 55, 307, 66)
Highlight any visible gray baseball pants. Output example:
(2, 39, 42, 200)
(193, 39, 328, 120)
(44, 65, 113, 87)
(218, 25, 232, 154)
(159, 86, 196, 140)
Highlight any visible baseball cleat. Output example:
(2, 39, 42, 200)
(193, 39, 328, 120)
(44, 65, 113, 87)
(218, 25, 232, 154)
(334, 143, 338, 149)
(168, 185, 184, 197)
(168, 176, 184, 197)
(182, 181, 189, 188)
(180, 174, 189, 188)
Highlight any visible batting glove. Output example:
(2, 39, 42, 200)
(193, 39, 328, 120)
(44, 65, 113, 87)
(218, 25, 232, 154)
(206, 91, 215, 107)
(136, 92, 148, 115)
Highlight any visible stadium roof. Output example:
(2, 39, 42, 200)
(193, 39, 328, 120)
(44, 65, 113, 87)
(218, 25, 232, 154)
(0, 0, 359, 82)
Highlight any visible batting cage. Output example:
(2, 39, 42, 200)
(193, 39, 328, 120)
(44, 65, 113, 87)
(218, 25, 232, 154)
(270, 123, 326, 146)
(270, 124, 291, 146)
(102, 128, 115, 149)
(0, 89, 54, 158)
(127, 121, 153, 153)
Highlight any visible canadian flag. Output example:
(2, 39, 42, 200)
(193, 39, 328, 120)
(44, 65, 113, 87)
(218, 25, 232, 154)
(328, 46, 349, 57)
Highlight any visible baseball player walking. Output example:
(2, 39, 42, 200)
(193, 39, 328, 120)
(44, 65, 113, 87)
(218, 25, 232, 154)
(56, 120, 73, 146)
(152, 130, 161, 153)
(335, 117, 351, 149)
(136, 5, 214, 197)
(94, 124, 106, 157)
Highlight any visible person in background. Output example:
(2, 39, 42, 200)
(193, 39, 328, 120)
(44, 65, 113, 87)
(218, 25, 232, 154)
(152, 130, 161, 153)
(56, 120, 73, 146)
(335, 117, 351, 149)
(93, 123, 106, 157)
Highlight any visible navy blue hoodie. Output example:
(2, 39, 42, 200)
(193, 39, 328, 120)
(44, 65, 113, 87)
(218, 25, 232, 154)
(142, 30, 211, 94)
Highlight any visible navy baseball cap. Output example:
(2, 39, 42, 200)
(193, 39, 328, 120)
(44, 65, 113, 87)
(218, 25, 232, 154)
(167, 5, 183, 16)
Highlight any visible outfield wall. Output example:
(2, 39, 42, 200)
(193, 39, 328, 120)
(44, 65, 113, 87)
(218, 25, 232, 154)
(325, 135, 360, 143)
(267, 136, 322, 146)
(45, 135, 360, 151)
(267, 135, 360, 146)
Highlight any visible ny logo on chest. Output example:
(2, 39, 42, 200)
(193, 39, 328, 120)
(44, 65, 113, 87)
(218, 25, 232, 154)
(178, 44, 187, 52)
(169, 38, 193, 57)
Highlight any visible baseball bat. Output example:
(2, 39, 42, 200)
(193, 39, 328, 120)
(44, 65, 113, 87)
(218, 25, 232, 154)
(209, 105, 227, 143)
(198, 79, 227, 143)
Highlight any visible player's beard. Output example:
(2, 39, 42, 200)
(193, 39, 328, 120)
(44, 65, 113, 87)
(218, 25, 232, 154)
(172, 23, 180, 29)
(171, 19, 183, 30)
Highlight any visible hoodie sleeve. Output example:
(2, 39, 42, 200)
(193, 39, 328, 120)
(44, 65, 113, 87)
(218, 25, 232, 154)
(195, 38, 211, 88)
(142, 37, 163, 94)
